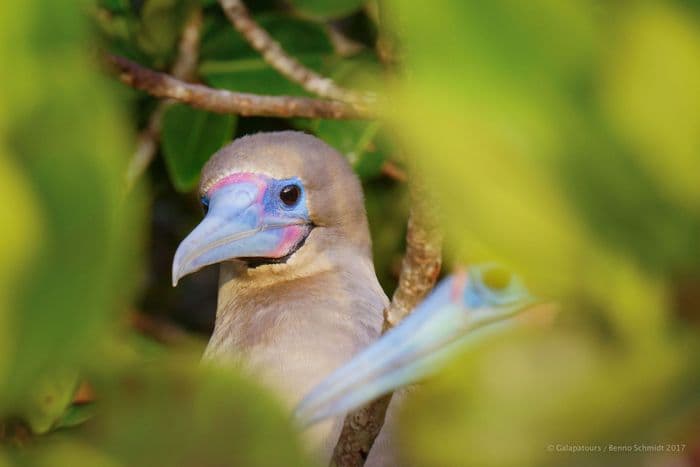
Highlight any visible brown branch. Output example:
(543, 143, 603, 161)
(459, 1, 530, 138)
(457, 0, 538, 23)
(126, 104, 167, 188)
(330, 394, 392, 466)
(106, 54, 372, 120)
(383, 193, 442, 327)
(126, 7, 203, 187)
(129, 311, 193, 346)
(217, 0, 374, 108)
(332, 185, 442, 466)
(170, 7, 203, 83)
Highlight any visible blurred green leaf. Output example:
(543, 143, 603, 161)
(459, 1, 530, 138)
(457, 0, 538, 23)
(386, 0, 602, 297)
(384, 0, 700, 465)
(0, 154, 41, 395)
(93, 7, 154, 66)
(0, 0, 144, 418)
(84, 357, 311, 467)
(364, 180, 408, 293)
(19, 369, 79, 434)
(288, 0, 367, 20)
(54, 403, 96, 430)
(161, 103, 236, 192)
(136, 0, 196, 61)
(400, 329, 699, 467)
(560, 132, 700, 277)
(600, 2, 700, 211)
(98, 0, 130, 13)
(21, 439, 123, 467)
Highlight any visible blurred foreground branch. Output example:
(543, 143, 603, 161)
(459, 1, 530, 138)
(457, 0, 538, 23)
(380, 161, 407, 182)
(126, 7, 203, 187)
(129, 311, 194, 346)
(332, 186, 442, 466)
(218, 0, 373, 108)
(106, 55, 373, 119)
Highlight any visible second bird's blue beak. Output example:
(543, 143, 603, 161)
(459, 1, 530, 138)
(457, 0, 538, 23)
(294, 265, 538, 427)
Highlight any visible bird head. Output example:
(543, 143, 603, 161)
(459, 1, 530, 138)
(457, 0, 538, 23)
(172, 131, 370, 286)
(294, 264, 539, 427)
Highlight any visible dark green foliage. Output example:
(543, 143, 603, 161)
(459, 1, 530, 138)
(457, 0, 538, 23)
(288, 0, 368, 20)
(161, 103, 236, 192)
(200, 13, 334, 95)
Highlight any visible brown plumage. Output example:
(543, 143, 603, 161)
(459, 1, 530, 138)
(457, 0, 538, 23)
(192, 132, 388, 462)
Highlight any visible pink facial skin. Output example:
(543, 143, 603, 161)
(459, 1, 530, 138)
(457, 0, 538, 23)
(271, 224, 310, 258)
(450, 270, 468, 303)
(207, 172, 269, 203)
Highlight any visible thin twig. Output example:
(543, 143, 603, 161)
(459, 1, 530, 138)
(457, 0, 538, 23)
(170, 7, 203, 82)
(126, 97, 168, 188)
(106, 54, 373, 120)
(126, 7, 203, 187)
(380, 160, 407, 182)
(332, 185, 442, 466)
(217, 0, 374, 108)
(325, 23, 364, 58)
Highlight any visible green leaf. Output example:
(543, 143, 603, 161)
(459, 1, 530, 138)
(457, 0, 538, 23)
(288, 0, 368, 20)
(136, 0, 195, 61)
(89, 357, 310, 467)
(19, 369, 79, 434)
(98, 0, 130, 13)
(21, 440, 120, 467)
(600, 2, 700, 211)
(0, 155, 41, 392)
(201, 55, 327, 96)
(200, 13, 334, 95)
(401, 330, 697, 467)
(0, 0, 144, 412)
(364, 180, 409, 294)
(384, 1, 700, 465)
(311, 54, 386, 179)
(314, 120, 385, 179)
(161, 103, 236, 192)
(54, 403, 96, 429)
(201, 13, 333, 61)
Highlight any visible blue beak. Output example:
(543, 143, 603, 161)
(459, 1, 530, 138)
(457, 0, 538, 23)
(294, 266, 537, 427)
(172, 178, 310, 286)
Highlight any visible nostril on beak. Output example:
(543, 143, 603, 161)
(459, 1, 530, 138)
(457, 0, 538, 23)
(230, 186, 255, 207)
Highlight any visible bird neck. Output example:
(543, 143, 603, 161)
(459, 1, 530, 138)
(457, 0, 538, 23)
(204, 255, 387, 464)
(205, 254, 385, 357)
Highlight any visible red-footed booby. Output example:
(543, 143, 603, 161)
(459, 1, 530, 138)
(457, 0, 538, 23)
(295, 264, 536, 466)
(172, 131, 537, 465)
(172, 131, 388, 463)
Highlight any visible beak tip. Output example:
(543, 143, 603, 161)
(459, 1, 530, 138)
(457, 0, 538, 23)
(171, 258, 183, 287)
(172, 262, 185, 287)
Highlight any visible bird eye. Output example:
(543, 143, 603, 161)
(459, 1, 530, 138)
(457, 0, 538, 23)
(280, 184, 301, 206)
(200, 195, 209, 214)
